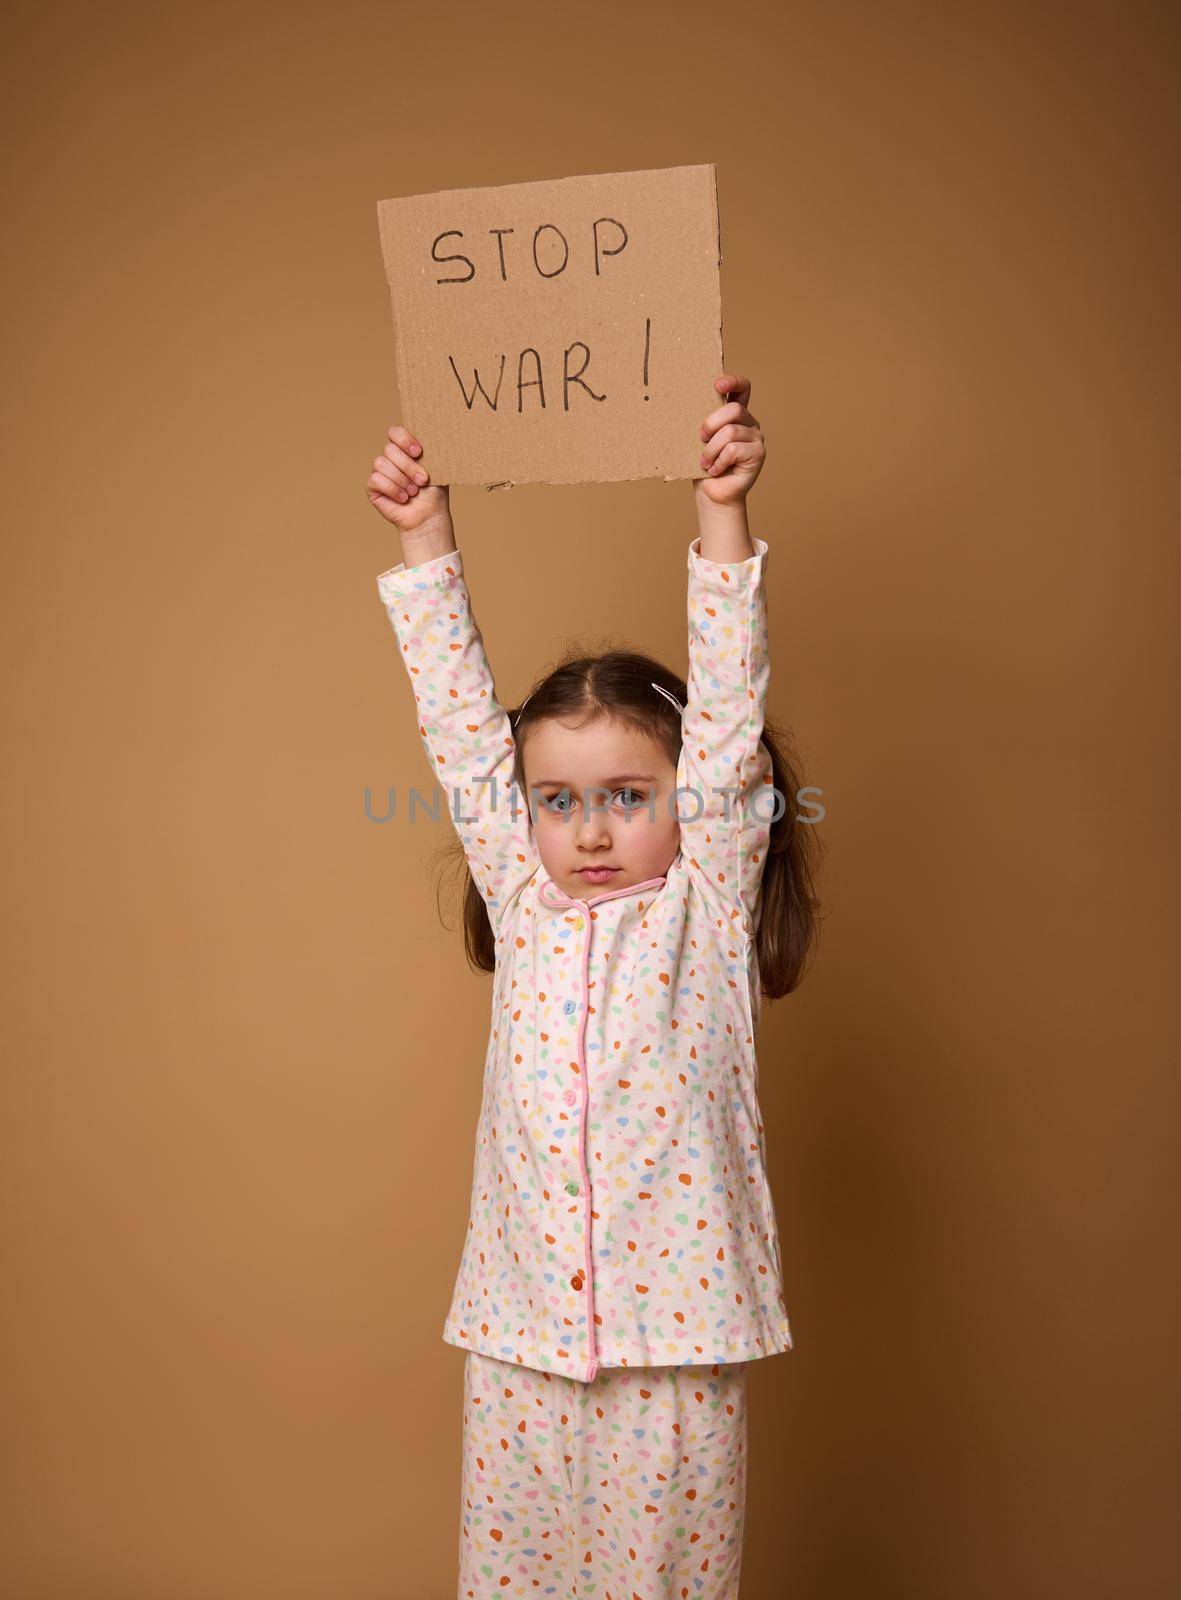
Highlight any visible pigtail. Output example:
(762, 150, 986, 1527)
(751, 711, 825, 997)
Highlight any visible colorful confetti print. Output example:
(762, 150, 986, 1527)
(458, 1349, 748, 1598)
(376, 536, 793, 1383)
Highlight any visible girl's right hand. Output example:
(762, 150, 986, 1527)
(365, 424, 450, 532)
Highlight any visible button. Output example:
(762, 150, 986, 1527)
(565, 1180, 580, 1196)
(563, 1089, 578, 1106)
(570, 1274, 583, 1291)
(563, 999, 577, 1015)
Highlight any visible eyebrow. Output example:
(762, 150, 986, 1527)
(530, 773, 659, 787)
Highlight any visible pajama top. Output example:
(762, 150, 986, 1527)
(375, 534, 793, 1382)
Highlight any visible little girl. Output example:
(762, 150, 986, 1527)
(366, 374, 820, 1597)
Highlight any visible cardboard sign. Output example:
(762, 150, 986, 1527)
(376, 164, 723, 487)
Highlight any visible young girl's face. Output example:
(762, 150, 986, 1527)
(521, 713, 682, 900)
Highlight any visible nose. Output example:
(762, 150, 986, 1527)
(573, 794, 612, 848)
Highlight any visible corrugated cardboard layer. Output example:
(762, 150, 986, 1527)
(376, 163, 723, 487)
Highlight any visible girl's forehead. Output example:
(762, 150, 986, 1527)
(522, 714, 675, 779)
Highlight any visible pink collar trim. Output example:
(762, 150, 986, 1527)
(537, 872, 668, 912)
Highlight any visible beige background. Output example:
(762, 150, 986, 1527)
(2, 2, 1176, 1596)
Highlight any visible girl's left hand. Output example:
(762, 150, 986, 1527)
(694, 374, 766, 507)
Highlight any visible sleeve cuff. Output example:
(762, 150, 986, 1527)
(375, 546, 465, 605)
(688, 535, 768, 586)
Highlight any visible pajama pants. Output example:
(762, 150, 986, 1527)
(457, 1350, 749, 1599)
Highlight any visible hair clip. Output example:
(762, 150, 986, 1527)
(650, 681, 685, 715)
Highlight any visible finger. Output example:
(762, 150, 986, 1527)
(368, 465, 410, 503)
(387, 423, 424, 459)
(366, 486, 407, 519)
(700, 400, 756, 440)
(374, 453, 414, 488)
(715, 373, 751, 409)
(705, 439, 757, 476)
(372, 456, 415, 495)
(382, 441, 429, 486)
(700, 422, 756, 467)
(706, 440, 744, 475)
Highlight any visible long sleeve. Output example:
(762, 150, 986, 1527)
(676, 534, 774, 941)
(375, 546, 540, 929)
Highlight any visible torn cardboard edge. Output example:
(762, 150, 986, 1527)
(482, 471, 698, 492)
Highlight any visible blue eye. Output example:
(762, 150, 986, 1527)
(616, 789, 647, 811)
(540, 789, 574, 814)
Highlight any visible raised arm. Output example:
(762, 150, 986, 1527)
(676, 530, 774, 940)
(678, 373, 774, 940)
(367, 426, 540, 931)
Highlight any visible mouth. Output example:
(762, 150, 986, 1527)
(576, 866, 621, 880)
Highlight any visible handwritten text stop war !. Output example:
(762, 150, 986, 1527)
(429, 218, 653, 413)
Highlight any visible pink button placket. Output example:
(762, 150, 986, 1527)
(536, 871, 668, 1382)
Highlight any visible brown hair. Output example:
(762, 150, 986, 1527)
(429, 646, 825, 999)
